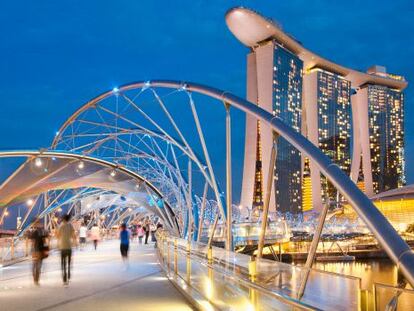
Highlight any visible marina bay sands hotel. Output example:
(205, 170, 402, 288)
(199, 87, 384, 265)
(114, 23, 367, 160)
(226, 8, 407, 214)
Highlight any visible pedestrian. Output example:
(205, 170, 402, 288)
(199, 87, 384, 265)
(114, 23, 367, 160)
(150, 223, 157, 242)
(79, 223, 87, 250)
(144, 221, 150, 245)
(29, 218, 49, 285)
(131, 225, 137, 242)
(119, 223, 130, 264)
(137, 224, 145, 245)
(57, 214, 77, 286)
(90, 224, 100, 250)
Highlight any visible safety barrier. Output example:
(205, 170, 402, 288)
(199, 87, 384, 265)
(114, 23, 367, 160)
(156, 231, 365, 310)
(0, 237, 30, 265)
(373, 282, 414, 310)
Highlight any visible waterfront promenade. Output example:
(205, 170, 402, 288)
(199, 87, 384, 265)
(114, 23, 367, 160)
(0, 240, 193, 311)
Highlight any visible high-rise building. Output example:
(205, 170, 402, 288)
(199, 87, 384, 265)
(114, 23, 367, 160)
(273, 43, 303, 213)
(239, 40, 303, 214)
(303, 68, 352, 205)
(226, 7, 407, 214)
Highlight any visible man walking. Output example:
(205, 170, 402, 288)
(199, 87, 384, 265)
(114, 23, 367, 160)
(57, 214, 77, 286)
(29, 218, 49, 285)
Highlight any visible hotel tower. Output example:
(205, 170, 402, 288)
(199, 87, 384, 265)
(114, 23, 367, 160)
(226, 7, 407, 214)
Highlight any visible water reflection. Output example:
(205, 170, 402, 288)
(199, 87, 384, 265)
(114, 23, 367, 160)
(310, 259, 398, 290)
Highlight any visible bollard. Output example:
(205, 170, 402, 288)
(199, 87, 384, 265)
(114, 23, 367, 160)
(249, 257, 258, 309)
(174, 239, 178, 275)
(186, 241, 191, 284)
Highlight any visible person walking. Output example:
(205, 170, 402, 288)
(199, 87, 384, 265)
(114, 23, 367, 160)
(119, 223, 130, 265)
(79, 223, 87, 250)
(29, 219, 49, 285)
(57, 214, 77, 286)
(90, 224, 100, 250)
(137, 224, 145, 245)
(144, 221, 150, 245)
(150, 223, 157, 242)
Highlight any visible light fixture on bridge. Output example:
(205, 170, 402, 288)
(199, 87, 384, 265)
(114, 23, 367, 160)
(113, 87, 120, 94)
(110, 170, 117, 177)
(34, 158, 43, 167)
(26, 199, 34, 206)
(78, 161, 85, 169)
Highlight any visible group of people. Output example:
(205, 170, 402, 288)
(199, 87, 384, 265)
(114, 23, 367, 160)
(29, 215, 162, 286)
(131, 221, 160, 245)
(30, 214, 76, 286)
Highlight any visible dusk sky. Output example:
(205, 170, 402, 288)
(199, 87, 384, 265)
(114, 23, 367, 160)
(1, 1, 413, 185)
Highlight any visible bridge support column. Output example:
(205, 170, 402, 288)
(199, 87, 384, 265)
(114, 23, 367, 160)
(298, 202, 329, 299)
(257, 131, 278, 259)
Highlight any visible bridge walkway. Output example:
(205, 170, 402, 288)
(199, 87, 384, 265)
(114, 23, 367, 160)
(0, 240, 193, 311)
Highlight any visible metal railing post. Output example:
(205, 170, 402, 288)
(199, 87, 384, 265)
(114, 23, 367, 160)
(10, 238, 15, 260)
(186, 241, 191, 284)
(25, 238, 29, 257)
(167, 237, 171, 273)
(207, 246, 213, 280)
(174, 238, 178, 275)
(249, 257, 258, 308)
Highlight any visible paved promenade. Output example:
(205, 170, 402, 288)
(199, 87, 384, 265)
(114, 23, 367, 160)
(0, 240, 193, 311)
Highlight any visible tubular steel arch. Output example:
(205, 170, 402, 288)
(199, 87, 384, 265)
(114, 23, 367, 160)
(0, 150, 180, 235)
(52, 80, 414, 286)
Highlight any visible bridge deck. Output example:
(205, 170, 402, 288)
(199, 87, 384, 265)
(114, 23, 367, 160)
(0, 240, 193, 311)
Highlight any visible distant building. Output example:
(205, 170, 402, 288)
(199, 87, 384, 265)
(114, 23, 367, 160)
(226, 7, 407, 214)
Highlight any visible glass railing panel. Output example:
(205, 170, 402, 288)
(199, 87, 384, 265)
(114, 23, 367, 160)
(374, 282, 414, 310)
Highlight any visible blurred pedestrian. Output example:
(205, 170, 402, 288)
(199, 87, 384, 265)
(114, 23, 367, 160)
(150, 223, 157, 242)
(119, 223, 130, 265)
(144, 220, 150, 245)
(79, 223, 87, 250)
(90, 224, 100, 250)
(137, 224, 145, 245)
(57, 214, 77, 286)
(29, 218, 49, 285)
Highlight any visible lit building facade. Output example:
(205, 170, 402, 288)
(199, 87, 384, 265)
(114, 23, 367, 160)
(240, 40, 303, 214)
(303, 68, 352, 206)
(273, 43, 303, 213)
(226, 7, 407, 214)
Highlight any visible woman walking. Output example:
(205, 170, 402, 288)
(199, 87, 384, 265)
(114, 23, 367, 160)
(137, 224, 145, 245)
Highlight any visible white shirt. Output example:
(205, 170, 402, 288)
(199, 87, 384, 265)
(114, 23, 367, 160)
(79, 226, 87, 238)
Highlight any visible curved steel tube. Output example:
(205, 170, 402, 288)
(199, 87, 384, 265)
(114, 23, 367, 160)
(0, 150, 180, 235)
(52, 80, 414, 286)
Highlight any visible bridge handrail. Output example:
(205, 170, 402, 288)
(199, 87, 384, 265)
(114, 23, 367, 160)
(157, 231, 362, 310)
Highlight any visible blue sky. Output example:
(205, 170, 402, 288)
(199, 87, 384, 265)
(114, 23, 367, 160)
(0, 0, 413, 186)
